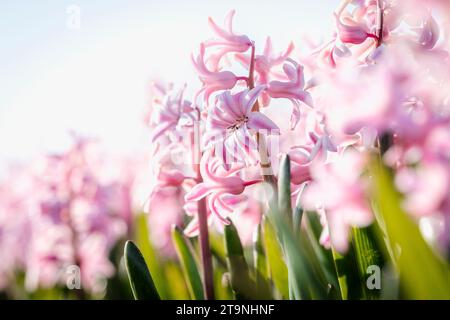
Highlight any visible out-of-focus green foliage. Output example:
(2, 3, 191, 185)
(171, 225, 204, 300)
(370, 160, 450, 299)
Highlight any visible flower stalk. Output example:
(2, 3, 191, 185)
(193, 121, 215, 300)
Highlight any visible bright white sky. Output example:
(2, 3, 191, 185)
(0, 0, 339, 166)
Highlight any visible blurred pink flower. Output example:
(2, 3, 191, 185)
(0, 137, 136, 293)
(335, 12, 378, 45)
(302, 151, 373, 253)
(149, 84, 196, 143)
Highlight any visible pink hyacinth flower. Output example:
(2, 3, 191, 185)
(150, 85, 195, 143)
(266, 59, 313, 129)
(192, 43, 247, 105)
(184, 150, 261, 224)
(288, 147, 313, 186)
(235, 37, 295, 106)
(204, 10, 253, 70)
(335, 13, 378, 45)
(302, 151, 373, 253)
(235, 37, 294, 84)
(204, 85, 280, 165)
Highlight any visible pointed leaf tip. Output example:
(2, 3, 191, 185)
(124, 240, 160, 300)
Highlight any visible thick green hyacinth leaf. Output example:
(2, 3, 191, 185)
(262, 217, 289, 299)
(163, 261, 190, 299)
(224, 219, 254, 299)
(124, 240, 160, 300)
(370, 160, 450, 299)
(275, 154, 328, 300)
(351, 226, 384, 299)
(270, 207, 328, 300)
(209, 232, 227, 269)
(224, 219, 271, 299)
(253, 223, 271, 294)
(134, 213, 169, 298)
(277, 154, 303, 299)
(303, 211, 340, 296)
(278, 154, 293, 226)
(331, 244, 362, 300)
(171, 225, 204, 300)
(253, 223, 268, 279)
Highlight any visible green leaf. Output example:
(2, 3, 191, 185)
(303, 212, 339, 295)
(224, 219, 254, 299)
(331, 244, 363, 300)
(134, 213, 169, 298)
(224, 219, 270, 299)
(262, 217, 289, 299)
(209, 232, 227, 269)
(370, 160, 450, 299)
(278, 154, 293, 226)
(163, 261, 190, 299)
(270, 207, 327, 300)
(124, 240, 160, 300)
(275, 154, 328, 299)
(253, 223, 271, 294)
(171, 225, 204, 300)
(351, 226, 384, 299)
(253, 223, 268, 279)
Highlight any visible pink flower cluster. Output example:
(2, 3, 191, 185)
(147, 1, 450, 255)
(0, 138, 136, 293)
(302, 0, 450, 253)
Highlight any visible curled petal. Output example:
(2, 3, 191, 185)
(185, 183, 213, 202)
(335, 13, 374, 45)
(247, 111, 280, 133)
(243, 85, 267, 113)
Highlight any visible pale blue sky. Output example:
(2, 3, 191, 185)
(0, 0, 339, 165)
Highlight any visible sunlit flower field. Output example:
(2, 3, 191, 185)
(1, 0, 449, 300)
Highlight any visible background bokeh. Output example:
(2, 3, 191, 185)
(0, 0, 339, 169)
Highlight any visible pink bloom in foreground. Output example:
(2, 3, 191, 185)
(396, 160, 449, 218)
(302, 151, 373, 253)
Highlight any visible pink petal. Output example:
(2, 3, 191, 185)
(247, 112, 280, 132)
(185, 183, 212, 202)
